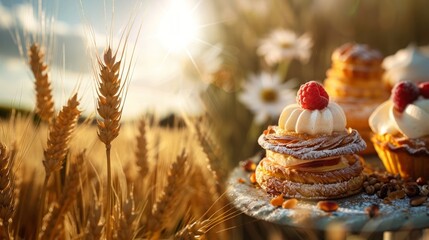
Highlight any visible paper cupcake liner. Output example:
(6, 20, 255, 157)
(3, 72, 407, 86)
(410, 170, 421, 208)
(372, 134, 429, 179)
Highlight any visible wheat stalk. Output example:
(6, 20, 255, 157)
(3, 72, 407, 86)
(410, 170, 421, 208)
(0, 143, 14, 240)
(96, 46, 124, 239)
(28, 43, 55, 123)
(40, 151, 86, 240)
(149, 150, 189, 239)
(37, 93, 81, 239)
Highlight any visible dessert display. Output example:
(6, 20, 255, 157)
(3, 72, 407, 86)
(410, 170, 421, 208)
(324, 43, 389, 154)
(369, 81, 429, 180)
(383, 44, 429, 89)
(255, 81, 367, 199)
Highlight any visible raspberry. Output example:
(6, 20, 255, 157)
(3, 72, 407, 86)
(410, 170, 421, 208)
(297, 81, 329, 110)
(392, 81, 419, 112)
(419, 82, 429, 98)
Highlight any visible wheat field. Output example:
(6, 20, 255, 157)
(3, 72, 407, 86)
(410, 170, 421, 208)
(0, 37, 240, 239)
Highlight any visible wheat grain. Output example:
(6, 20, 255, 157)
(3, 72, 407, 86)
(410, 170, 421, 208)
(43, 94, 81, 176)
(0, 143, 14, 240)
(28, 43, 55, 123)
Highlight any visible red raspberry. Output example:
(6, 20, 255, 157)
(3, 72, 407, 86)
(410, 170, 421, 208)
(419, 82, 429, 98)
(297, 81, 329, 110)
(392, 81, 419, 112)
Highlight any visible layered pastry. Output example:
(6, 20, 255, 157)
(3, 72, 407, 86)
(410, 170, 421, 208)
(324, 43, 389, 154)
(255, 81, 367, 199)
(383, 44, 429, 89)
(369, 81, 429, 180)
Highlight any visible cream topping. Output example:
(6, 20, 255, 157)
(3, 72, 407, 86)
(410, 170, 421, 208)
(383, 45, 429, 85)
(369, 98, 429, 138)
(278, 102, 346, 135)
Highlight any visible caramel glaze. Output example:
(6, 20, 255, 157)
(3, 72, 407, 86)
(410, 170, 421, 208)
(257, 154, 363, 184)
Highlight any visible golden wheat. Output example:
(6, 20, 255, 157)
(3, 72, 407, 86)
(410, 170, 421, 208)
(149, 150, 190, 238)
(43, 94, 81, 176)
(96, 46, 125, 239)
(0, 143, 14, 240)
(28, 43, 55, 123)
(135, 117, 149, 178)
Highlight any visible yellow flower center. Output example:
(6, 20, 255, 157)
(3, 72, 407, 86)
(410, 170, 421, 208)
(281, 42, 292, 49)
(260, 88, 278, 103)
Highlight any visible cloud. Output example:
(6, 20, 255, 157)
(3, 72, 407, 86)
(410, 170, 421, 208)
(0, 4, 13, 28)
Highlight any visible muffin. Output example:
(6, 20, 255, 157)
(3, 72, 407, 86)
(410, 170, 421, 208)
(383, 44, 429, 89)
(369, 81, 429, 180)
(324, 43, 389, 154)
(255, 81, 367, 199)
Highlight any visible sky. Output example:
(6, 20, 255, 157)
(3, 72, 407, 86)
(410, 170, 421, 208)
(0, 0, 221, 120)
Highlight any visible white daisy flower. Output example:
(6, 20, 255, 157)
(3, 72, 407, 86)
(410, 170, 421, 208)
(238, 72, 296, 123)
(257, 29, 313, 66)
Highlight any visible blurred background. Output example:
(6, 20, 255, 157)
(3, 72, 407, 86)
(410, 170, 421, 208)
(1, 0, 429, 238)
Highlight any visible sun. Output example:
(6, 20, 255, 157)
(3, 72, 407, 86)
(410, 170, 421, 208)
(156, 0, 200, 53)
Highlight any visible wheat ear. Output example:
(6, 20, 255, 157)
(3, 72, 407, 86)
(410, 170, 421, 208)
(0, 143, 14, 240)
(96, 47, 123, 239)
(28, 43, 55, 123)
(37, 94, 80, 239)
(40, 151, 86, 240)
(135, 118, 148, 177)
(43, 93, 81, 175)
(149, 150, 189, 238)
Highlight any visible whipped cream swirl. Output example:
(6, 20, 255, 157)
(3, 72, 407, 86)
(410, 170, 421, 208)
(383, 45, 429, 86)
(278, 102, 347, 135)
(369, 98, 429, 138)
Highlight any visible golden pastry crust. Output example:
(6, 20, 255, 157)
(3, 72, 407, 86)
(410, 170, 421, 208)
(258, 126, 366, 160)
(332, 43, 383, 65)
(255, 156, 364, 199)
(257, 154, 363, 184)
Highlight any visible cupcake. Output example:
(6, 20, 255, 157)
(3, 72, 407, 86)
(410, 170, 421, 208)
(369, 81, 429, 180)
(383, 44, 429, 89)
(255, 81, 367, 199)
(324, 43, 389, 154)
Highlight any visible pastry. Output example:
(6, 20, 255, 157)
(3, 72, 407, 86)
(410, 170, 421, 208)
(324, 43, 389, 154)
(255, 81, 367, 199)
(383, 44, 429, 89)
(369, 81, 429, 180)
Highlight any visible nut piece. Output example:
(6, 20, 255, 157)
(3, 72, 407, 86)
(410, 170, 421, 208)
(410, 196, 427, 207)
(416, 177, 426, 186)
(237, 178, 245, 184)
(270, 194, 284, 207)
(317, 201, 339, 212)
(282, 198, 298, 209)
(365, 204, 380, 218)
(249, 173, 257, 184)
(404, 182, 420, 197)
(242, 160, 256, 172)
